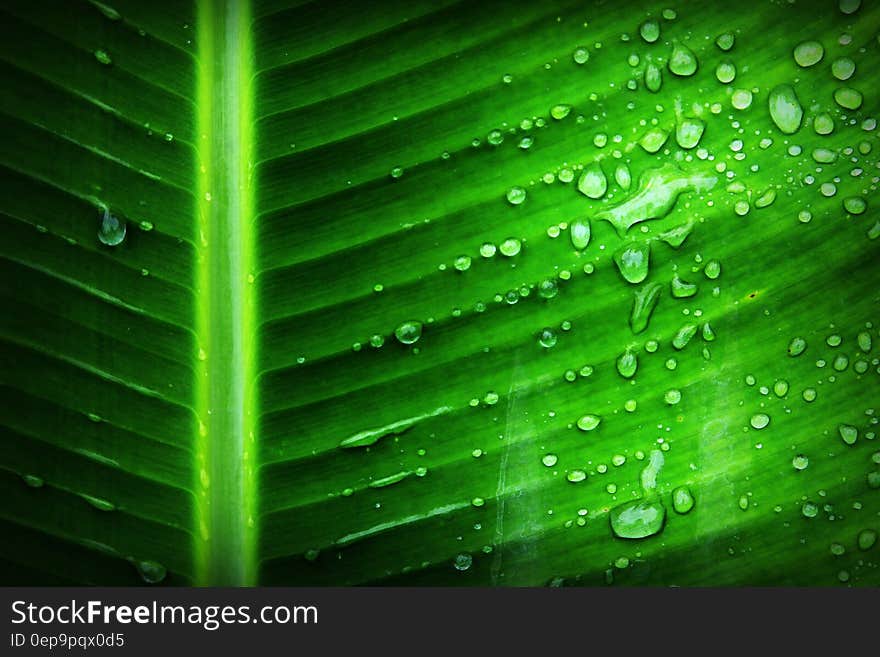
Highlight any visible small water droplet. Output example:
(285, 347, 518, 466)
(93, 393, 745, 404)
(616, 348, 638, 379)
(577, 414, 601, 431)
(672, 486, 694, 514)
(834, 87, 863, 110)
(792, 454, 809, 470)
(838, 424, 858, 445)
(788, 336, 807, 357)
(394, 321, 422, 345)
(94, 49, 112, 65)
(499, 237, 521, 257)
(133, 559, 167, 584)
(538, 328, 557, 349)
(639, 19, 660, 43)
(542, 453, 558, 467)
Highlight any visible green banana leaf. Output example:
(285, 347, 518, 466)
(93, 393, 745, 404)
(0, 0, 878, 586)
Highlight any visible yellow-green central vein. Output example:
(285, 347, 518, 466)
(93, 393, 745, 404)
(195, 0, 256, 586)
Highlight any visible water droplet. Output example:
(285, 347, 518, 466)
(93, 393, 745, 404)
(788, 337, 807, 357)
(390, 166, 404, 179)
(615, 163, 632, 190)
(803, 388, 817, 402)
(830, 542, 846, 556)
(479, 242, 496, 258)
(89, 1, 121, 20)
(834, 87, 863, 110)
(793, 41, 824, 67)
(610, 451, 666, 539)
(573, 46, 590, 64)
(567, 470, 587, 483)
(639, 127, 669, 153)
(506, 186, 526, 205)
(869, 472, 880, 489)
(577, 163, 607, 199)
(671, 274, 697, 298)
(857, 331, 872, 352)
(715, 32, 735, 51)
(453, 553, 473, 571)
(97, 207, 126, 246)
(664, 389, 682, 405)
(858, 529, 877, 550)
(802, 501, 819, 518)
(613, 242, 650, 284)
(839, 0, 861, 13)
(672, 486, 695, 514)
(81, 494, 115, 511)
(755, 188, 776, 209)
(22, 474, 44, 488)
(134, 559, 167, 584)
(831, 57, 856, 80)
(704, 259, 721, 279)
(518, 135, 533, 150)
(645, 61, 663, 92)
(731, 88, 753, 110)
(551, 104, 572, 120)
(499, 237, 521, 257)
(839, 424, 858, 445)
(94, 49, 112, 65)
(750, 413, 770, 429)
(715, 60, 736, 83)
(394, 320, 422, 345)
(454, 255, 471, 271)
(639, 19, 660, 43)
(774, 380, 789, 397)
(843, 196, 867, 214)
(702, 323, 716, 342)
(487, 129, 504, 145)
(792, 454, 809, 470)
(675, 117, 705, 149)
(672, 323, 698, 350)
(538, 278, 558, 299)
(617, 348, 638, 379)
(813, 113, 835, 135)
(768, 85, 803, 134)
(577, 414, 601, 431)
(811, 147, 837, 164)
(595, 165, 716, 236)
(739, 495, 750, 510)
(542, 453, 558, 467)
(630, 282, 662, 334)
(570, 220, 591, 250)
(668, 41, 698, 76)
(538, 328, 557, 349)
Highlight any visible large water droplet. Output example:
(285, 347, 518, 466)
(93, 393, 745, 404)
(610, 451, 666, 539)
(578, 163, 607, 199)
(639, 19, 660, 43)
(831, 57, 856, 80)
(668, 41, 698, 76)
(577, 414, 601, 431)
(768, 85, 803, 134)
(787, 336, 807, 356)
(833, 87, 862, 110)
(538, 328, 557, 349)
(98, 207, 126, 246)
(613, 242, 650, 284)
(675, 117, 705, 149)
(838, 424, 858, 445)
(750, 413, 770, 429)
(453, 553, 473, 571)
(394, 320, 422, 345)
(793, 41, 824, 67)
(595, 165, 716, 236)
(858, 529, 877, 550)
(615, 163, 632, 190)
(630, 282, 662, 334)
(506, 186, 526, 205)
(639, 127, 668, 153)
